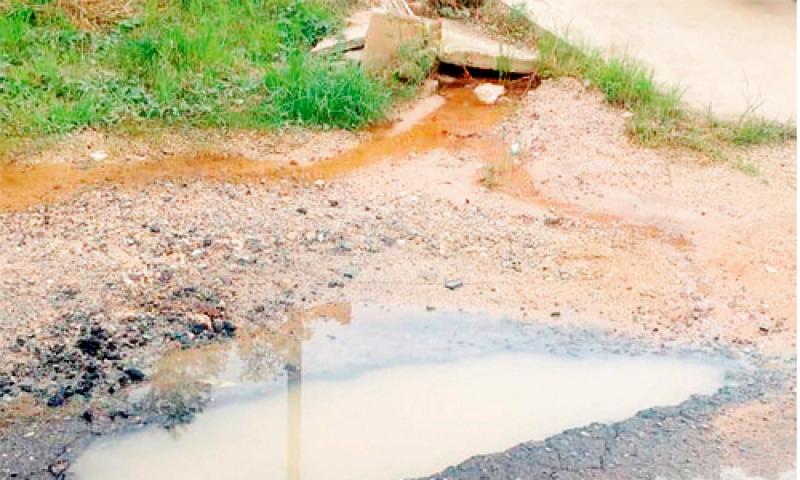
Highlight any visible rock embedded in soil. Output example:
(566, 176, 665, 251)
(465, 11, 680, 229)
(473, 83, 507, 105)
(47, 389, 67, 408)
(342, 266, 359, 279)
(123, 368, 146, 383)
(48, 459, 69, 477)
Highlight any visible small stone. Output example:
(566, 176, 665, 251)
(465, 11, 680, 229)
(109, 410, 129, 420)
(189, 322, 208, 335)
(550, 311, 561, 318)
(89, 151, 108, 162)
(123, 368, 146, 383)
(212, 320, 225, 333)
(76, 337, 103, 357)
(221, 321, 237, 336)
(473, 83, 506, 105)
(48, 459, 69, 477)
(444, 279, 463, 290)
(338, 240, 353, 252)
(758, 320, 772, 334)
(342, 267, 358, 279)
(47, 390, 66, 408)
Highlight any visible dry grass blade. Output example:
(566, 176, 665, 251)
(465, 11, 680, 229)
(55, 0, 139, 30)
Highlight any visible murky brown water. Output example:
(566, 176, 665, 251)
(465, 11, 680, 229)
(70, 305, 726, 480)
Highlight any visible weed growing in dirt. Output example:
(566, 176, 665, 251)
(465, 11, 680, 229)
(432, 0, 481, 18)
(731, 156, 759, 176)
(0, 0, 397, 152)
(727, 116, 796, 146)
(390, 40, 437, 86)
(477, 0, 795, 160)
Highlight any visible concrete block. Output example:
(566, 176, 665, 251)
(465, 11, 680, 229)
(439, 19, 537, 73)
(362, 11, 441, 73)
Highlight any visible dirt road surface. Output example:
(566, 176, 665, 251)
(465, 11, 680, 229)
(0, 79, 795, 478)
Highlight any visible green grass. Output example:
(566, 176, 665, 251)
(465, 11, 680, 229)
(389, 39, 437, 86)
(0, 0, 395, 153)
(728, 116, 796, 146)
(479, 0, 795, 161)
(262, 52, 391, 129)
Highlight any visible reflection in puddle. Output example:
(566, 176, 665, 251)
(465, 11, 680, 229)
(71, 305, 727, 480)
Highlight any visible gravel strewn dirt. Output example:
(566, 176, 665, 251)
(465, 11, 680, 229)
(0, 78, 795, 478)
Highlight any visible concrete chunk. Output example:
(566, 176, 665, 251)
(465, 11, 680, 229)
(361, 11, 441, 73)
(438, 19, 537, 73)
(311, 11, 371, 54)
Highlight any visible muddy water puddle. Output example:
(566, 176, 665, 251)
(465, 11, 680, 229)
(0, 87, 512, 212)
(71, 304, 728, 480)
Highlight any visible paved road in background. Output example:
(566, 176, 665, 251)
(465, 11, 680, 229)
(508, 0, 796, 121)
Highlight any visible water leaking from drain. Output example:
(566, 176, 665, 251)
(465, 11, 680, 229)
(0, 83, 690, 250)
(70, 304, 727, 480)
(0, 87, 511, 212)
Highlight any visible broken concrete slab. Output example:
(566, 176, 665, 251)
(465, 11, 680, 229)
(358, 12, 535, 75)
(312, 10, 372, 54)
(361, 11, 441, 73)
(438, 19, 537, 74)
(311, 28, 367, 54)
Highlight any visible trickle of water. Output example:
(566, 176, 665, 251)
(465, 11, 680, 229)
(0, 87, 511, 212)
(70, 305, 727, 480)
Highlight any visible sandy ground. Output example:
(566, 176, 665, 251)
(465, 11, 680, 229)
(0, 78, 795, 477)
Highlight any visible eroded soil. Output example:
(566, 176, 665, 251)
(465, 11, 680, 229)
(0, 78, 795, 478)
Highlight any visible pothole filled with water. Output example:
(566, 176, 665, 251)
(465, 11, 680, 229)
(70, 304, 730, 480)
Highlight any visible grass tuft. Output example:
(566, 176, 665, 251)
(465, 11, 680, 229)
(262, 53, 392, 129)
(728, 117, 796, 146)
